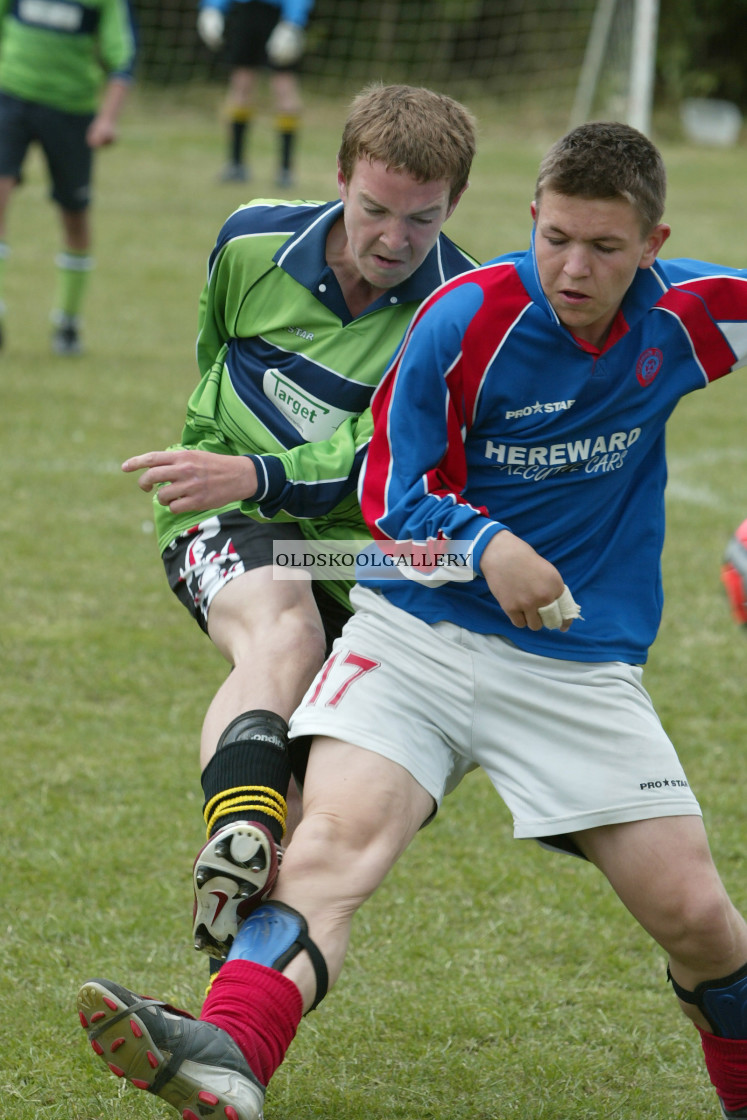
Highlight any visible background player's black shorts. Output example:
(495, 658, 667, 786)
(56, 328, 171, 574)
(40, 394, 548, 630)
(0, 92, 94, 211)
(225, 0, 302, 71)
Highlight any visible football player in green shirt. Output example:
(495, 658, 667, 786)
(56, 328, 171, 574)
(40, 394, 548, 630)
(121, 83, 477, 977)
(0, 0, 136, 353)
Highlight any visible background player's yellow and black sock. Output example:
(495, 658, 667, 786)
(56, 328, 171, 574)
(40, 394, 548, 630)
(228, 108, 252, 169)
(276, 114, 298, 182)
(201, 709, 291, 845)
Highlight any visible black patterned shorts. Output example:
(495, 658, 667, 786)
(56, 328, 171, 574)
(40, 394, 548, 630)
(162, 507, 351, 652)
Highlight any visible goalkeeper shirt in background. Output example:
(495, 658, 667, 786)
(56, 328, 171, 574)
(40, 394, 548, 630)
(197, 0, 313, 24)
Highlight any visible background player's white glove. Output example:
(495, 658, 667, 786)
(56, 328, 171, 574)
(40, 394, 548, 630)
(538, 584, 583, 629)
(197, 7, 224, 49)
(266, 20, 305, 66)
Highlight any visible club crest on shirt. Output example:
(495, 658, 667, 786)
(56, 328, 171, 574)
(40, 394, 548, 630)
(636, 347, 663, 387)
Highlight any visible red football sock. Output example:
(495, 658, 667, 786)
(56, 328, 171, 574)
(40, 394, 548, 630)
(698, 1027, 747, 1111)
(200, 959, 303, 1086)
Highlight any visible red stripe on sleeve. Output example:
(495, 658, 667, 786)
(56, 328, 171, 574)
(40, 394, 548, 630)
(658, 282, 740, 383)
(362, 264, 532, 543)
(362, 339, 401, 541)
(459, 263, 533, 424)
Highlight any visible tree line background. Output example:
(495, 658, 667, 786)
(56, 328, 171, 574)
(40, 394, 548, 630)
(657, 0, 747, 107)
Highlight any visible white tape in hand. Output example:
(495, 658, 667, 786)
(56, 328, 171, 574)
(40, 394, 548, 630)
(538, 585, 582, 629)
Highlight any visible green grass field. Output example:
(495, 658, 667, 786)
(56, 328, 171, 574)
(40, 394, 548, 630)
(1, 85, 746, 1120)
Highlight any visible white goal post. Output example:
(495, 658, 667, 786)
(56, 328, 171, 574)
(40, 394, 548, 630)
(570, 0, 660, 134)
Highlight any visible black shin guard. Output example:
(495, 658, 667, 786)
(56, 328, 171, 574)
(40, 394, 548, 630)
(201, 710, 291, 843)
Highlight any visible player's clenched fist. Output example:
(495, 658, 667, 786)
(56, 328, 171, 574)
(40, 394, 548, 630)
(121, 449, 259, 513)
(480, 530, 579, 632)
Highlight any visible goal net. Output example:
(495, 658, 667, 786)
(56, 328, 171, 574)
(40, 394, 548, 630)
(132, 0, 597, 121)
(132, 0, 657, 133)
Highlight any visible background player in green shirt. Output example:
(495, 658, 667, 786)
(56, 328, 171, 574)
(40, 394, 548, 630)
(0, 0, 136, 353)
(121, 83, 477, 976)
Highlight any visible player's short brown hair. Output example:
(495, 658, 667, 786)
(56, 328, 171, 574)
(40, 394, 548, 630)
(534, 121, 667, 232)
(338, 83, 477, 204)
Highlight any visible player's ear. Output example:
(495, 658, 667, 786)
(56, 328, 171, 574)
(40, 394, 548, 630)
(445, 181, 469, 219)
(337, 158, 347, 202)
(531, 200, 538, 221)
(640, 222, 671, 268)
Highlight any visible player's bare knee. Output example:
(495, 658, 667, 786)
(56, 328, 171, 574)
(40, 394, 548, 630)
(663, 886, 739, 968)
(286, 807, 399, 901)
(287, 809, 351, 867)
(227, 603, 326, 677)
(264, 604, 326, 667)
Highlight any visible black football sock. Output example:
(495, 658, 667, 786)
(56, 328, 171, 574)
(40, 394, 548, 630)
(276, 114, 298, 174)
(201, 710, 291, 845)
(229, 117, 249, 166)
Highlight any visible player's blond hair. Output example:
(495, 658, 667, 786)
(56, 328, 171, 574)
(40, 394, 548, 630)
(534, 121, 667, 232)
(338, 83, 476, 204)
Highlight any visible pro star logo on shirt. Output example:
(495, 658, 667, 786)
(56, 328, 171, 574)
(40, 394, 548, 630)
(18, 0, 83, 31)
(505, 399, 575, 420)
(264, 369, 351, 440)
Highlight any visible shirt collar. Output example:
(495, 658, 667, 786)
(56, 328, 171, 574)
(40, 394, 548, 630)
(274, 199, 462, 320)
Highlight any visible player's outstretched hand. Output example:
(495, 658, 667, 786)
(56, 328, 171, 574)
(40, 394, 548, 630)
(480, 530, 578, 632)
(122, 449, 258, 513)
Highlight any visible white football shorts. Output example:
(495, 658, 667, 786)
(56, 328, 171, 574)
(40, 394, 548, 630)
(289, 586, 701, 849)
